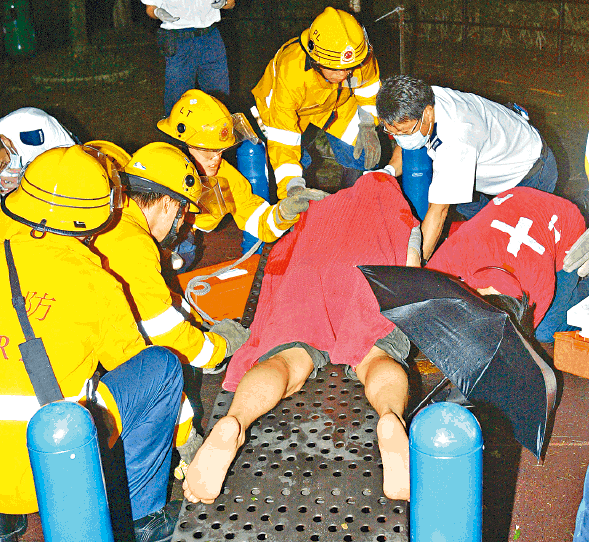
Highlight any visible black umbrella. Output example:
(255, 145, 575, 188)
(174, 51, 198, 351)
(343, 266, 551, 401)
(359, 265, 557, 459)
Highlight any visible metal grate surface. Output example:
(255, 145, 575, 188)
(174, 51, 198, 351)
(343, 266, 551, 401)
(173, 365, 408, 542)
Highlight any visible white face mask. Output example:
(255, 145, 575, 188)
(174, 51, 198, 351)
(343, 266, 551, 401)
(392, 111, 430, 150)
(0, 150, 22, 178)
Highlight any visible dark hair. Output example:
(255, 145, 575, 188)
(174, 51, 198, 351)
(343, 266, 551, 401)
(128, 190, 167, 210)
(376, 75, 435, 125)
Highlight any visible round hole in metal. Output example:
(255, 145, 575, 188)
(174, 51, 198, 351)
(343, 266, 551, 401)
(281, 488, 290, 496)
(331, 488, 341, 495)
(362, 489, 372, 496)
(211, 522, 221, 529)
(225, 534, 235, 540)
(243, 523, 252, 531)
(234, 496, 244, 503)
(333, 471, 342, 477)
(192, 532, 203, 539)
(216, 504, 225, 512)
(185, 504, 195, 511)
(261, 514, 270, 522)
(346, 498, 356, 505)
(363, 471, 372, 477)
(315, 497, 325, 504)
(360, 526, 370, 533)
(247, 505, 256, 512)
(296, 525, 305, 532)
(312, 515, 322, 523)
(251, 488, 261, 495)
(303, 471, 312, 477)
(343, 535, 353, 542)
(275, 524, 284, 531)
(377, 515, 387, 523)
(305, 456, 314, 462)
(328, 525, 338, 532)
(229, 513, 238, 520)
(330, 507, 339, 513)
(361, 507, 371, 514)
(298, 506, 307, 513)
(278, 505, 288, 512)
(345, 515, 354, 522)
(270, 463, 279, 469)
(242, 463, 251, 468)
(257, 534, 267, 540)
(349, 463, 357, 470)
(197, 513, 207, 520)
(254, 470, 263, 476)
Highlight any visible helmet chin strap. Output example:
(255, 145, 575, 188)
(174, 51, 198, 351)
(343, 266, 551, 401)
(160, 201, 186, 249)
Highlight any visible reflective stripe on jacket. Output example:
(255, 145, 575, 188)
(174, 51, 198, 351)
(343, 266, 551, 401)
(252, 37, 380, 198)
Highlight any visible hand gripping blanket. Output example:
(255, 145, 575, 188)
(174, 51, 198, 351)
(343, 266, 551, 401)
(223, 172, 419, 392)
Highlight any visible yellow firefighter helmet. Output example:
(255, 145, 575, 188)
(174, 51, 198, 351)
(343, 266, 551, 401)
(123, 142, 202, 212)
(301, 7, 370, 70)
(1, 145, 121, 236)
(157, 89, 259, 151)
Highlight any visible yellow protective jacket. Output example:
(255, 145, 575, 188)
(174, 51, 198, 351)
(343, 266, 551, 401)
(192, 159, 298, 236)
(93, 198, 225, 369)
(0, 223, 146, 514)
(252, 37, 381, 199)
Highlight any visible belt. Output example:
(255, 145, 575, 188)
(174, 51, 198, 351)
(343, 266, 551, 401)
(522, 135, 549, 181)
(160, 23, 216, 38)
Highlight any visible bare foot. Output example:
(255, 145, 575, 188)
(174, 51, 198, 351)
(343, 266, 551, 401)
(182, 415, 243, 504)
(377, 412, 410, 501)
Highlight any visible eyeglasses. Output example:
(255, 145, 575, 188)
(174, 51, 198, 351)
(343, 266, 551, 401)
(382, 111, 425, 136)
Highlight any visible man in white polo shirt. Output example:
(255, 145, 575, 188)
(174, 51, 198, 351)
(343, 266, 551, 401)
(376, 75, 557, 261)
(143, 0, 235, 116)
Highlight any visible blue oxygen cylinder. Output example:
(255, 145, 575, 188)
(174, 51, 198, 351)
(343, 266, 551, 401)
(237, 140, 269, 255)
(409, 402, 483, 542)
(27, 401, 114, 542)
(401, 147, 433, 220)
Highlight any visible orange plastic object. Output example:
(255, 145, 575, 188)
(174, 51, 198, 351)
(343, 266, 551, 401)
(554, 330, 589, 379)
(178, 255, 260, 324)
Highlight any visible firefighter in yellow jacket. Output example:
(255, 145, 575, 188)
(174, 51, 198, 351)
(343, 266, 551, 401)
(251, 7, 382, 197)
(157, 89, 329, 268)
(0, 146, 184, 542)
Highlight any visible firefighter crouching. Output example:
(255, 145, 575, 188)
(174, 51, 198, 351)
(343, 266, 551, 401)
(251, 7, 382, 196)
(157, 89, 329, 271)
(91, 141, 252, 473)
(0, 145, 184, 542)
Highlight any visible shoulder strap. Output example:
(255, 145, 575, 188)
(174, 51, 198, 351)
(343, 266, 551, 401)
(4, 239, 64, 406)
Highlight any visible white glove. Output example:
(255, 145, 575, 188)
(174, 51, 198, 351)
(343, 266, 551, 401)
(210, 319, 251, 357)
(211, 0, 227, 8)
(154, 7, 180, 22)
(563, 229, 589, 277)
(279, 188, 330, 221)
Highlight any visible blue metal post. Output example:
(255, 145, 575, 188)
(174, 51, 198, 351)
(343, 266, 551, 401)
(26, 402, 114, 542)
(401, 147, 433, 220)
(237, 140, 269, 255)
(409, 401, 483, 542)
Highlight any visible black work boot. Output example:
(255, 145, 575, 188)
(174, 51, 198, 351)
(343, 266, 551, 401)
(133, 500, 182, 542)
(340, 166, 364, 189)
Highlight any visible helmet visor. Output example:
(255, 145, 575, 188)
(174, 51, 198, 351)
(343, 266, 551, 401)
(81, 145, 123, 210)
(198, 176, 236, 218)
(200, 113, 260, 151)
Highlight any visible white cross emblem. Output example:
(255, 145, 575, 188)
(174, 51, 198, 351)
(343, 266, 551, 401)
(548, 214, 561, 244)
(491, 217, 546, 257)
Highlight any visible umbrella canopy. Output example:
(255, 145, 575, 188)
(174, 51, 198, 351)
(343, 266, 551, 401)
(359, 265, 557, 459)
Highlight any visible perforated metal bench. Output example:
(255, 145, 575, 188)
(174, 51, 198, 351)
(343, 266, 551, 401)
(172, 365, 408, 542)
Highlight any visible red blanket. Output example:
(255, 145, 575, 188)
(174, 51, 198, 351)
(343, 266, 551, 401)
(223, 172, 419, 392)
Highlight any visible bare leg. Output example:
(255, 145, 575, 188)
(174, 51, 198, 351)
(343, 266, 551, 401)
(355, 346, 410, 500)
(183, 348, 314, 504)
